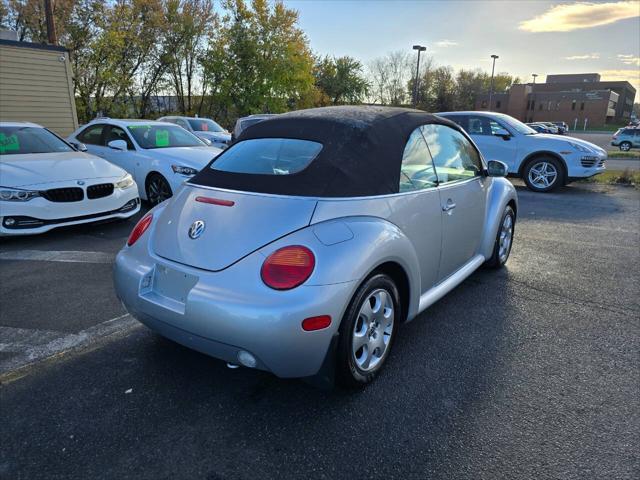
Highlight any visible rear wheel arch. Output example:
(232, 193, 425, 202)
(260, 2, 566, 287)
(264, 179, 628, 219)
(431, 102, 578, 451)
(371, 262, 410, 323)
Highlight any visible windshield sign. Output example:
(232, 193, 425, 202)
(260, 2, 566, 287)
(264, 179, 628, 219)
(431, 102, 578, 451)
(188, 119, 225, 133)
(0, 127, 74, 155)
(127, 124, 205, 149)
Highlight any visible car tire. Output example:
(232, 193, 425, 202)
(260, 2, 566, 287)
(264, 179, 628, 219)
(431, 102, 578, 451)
(485, 205, 515, 268)
(336, 273, 401, 388)
(619, 142, 632, 152)
(145, 173, 172, 206)
(522, 156, 564, 192)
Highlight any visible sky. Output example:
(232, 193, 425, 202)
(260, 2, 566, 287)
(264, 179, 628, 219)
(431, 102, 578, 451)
(285, 0, 640, 94)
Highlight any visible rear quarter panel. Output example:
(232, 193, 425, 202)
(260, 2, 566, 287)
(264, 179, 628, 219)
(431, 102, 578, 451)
(479, 177, 518, 259)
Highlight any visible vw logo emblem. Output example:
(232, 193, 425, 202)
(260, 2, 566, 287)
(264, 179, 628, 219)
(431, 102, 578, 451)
(77, 180, 85, 186)
(188, 220, 206, 239)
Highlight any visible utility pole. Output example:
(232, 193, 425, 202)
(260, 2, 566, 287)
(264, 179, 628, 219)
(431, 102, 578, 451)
(412, 45, 427, 107)
(488, 54, 499, 110)
(44, 0, 58, 45)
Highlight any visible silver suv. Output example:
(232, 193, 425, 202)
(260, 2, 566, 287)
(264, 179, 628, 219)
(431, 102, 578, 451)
(611, 127, 639, 151)
(158, 116, 231, 149)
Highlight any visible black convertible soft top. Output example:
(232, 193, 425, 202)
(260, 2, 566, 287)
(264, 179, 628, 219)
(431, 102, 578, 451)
(190, 105, 461, 197)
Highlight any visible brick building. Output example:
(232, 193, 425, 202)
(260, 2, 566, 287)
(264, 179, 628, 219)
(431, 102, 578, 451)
(475, 73, 636, 129)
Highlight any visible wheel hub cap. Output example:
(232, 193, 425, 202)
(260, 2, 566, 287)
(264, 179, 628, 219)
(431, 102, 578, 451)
(498, 214, 513, 263)
(352, 289, 394, 372)
(528, 161, 558, 189)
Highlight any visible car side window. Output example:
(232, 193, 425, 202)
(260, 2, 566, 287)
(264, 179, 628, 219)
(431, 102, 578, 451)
(105, 126, 134, 150)
(399, 128, 437, 192)
(421, 124, 483, 185)
(77, 124, 106, 145)
(176, 118, 189, 130)
(467, 116, 503, 136)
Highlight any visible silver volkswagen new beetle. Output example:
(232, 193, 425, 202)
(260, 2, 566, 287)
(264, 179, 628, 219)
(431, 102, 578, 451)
(114, 106, 517, 387)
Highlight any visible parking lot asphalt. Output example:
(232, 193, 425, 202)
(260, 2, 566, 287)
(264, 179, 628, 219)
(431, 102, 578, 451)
(1, 182, 639, 480)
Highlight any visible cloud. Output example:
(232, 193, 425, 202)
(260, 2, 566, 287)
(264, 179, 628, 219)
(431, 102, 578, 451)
(617, 54, 640, 66)
(565, 53, 600, 60)
(600, 69, 640, 93)
(519, 1, 640, 32)
(434, 40, 458, 48)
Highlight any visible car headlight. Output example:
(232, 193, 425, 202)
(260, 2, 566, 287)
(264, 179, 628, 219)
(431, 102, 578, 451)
(567, 141, 592, 153)
(115, 173, 135, 189)
(171, 165, 199, 176)
(0, 187, 40, 202)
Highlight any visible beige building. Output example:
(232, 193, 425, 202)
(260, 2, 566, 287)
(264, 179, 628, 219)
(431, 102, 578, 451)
(0, 38, 78, 136)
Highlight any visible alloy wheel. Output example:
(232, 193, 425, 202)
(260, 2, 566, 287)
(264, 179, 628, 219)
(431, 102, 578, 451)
(147, 176, 172, 205)
(498, 213, 514, 263)
(352, 288, 395, 372)
(620, 142, 631, 152)
(528, 161, 558, 190)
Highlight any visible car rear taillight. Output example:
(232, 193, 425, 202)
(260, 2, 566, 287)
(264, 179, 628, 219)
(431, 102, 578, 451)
(261, 245, 315, 290)
(127, 213, 153, 246)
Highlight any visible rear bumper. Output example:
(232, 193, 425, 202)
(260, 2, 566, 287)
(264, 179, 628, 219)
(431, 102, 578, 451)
(114, 245, 356, 378)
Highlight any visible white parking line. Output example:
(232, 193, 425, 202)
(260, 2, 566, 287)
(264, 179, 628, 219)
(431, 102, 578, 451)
(0, 250, 115, 264)
(0, 313, 139, 377)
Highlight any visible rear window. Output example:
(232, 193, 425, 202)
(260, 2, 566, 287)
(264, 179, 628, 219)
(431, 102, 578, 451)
(211, 138, 322, 175)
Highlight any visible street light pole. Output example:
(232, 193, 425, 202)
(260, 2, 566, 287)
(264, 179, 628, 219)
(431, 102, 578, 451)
(532, 73, 538, 84)
(488, 54, 499, 111)
(412, 45, 427, 107)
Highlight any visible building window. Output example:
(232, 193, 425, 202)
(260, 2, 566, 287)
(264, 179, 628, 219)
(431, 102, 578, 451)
(556, 102, 560, 110)
(547, 101, 552, 111)
(580, 102, 585, 111)
(526, 100, 530, 110)
(539, 103, 543, 111)
(495, 100, 501, 109)
(531, 101, 535, 111)
(571, 100, 576, 110)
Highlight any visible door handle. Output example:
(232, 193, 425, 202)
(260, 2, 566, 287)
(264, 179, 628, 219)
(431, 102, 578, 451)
(442, 200, 456, 212)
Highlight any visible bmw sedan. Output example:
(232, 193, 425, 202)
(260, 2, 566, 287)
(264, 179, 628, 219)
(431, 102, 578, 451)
(0, 122, 140, 236)
(68, 120, 222, 205)
(114, 106, 517, 387)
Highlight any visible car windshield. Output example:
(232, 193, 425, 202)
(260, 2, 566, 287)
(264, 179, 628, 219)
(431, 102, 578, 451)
(210, 138, 322, 175)
(188, 118, 225, 133)
(496, 114, 538, 135)
(0, 126, 74, 155)
(127, 124, 205, 149)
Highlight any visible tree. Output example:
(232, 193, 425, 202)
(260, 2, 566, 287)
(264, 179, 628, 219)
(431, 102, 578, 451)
(201, 0, 316, 125)
(314, 55, 369, 105)
(368, 50, 414, 106)
(163, 0, 215, 115)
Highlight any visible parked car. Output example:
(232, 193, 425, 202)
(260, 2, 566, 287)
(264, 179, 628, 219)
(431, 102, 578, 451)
(157, 116, 231, 149)
(438, 111, 606, 192)
(0, 122, 140, 236)
(68, 119, 222, 205)
(611, 127, 639, 151)
(526, 123, 552, 134)
(114, 106, 517, 387)
(231, 114, 278, 142)
(551, 121, 569, 134)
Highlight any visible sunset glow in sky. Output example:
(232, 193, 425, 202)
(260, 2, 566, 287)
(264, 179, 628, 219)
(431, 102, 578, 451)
(287, 0, 640, 93)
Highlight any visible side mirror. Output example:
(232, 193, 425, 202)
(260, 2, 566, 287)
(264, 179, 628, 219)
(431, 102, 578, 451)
(107, 139, 127, 151)
(70, 141, 88, 152)
(487, 160, 508, 177)
(493, 128, 510, 139)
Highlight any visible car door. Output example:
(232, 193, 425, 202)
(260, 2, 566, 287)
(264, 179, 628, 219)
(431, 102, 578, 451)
(75, 123, 108, 157)
(451, 115, 519, 172)
(421, 124, 487, 281)
(388, 127, 442, 293)
(99, 125, 139, 180)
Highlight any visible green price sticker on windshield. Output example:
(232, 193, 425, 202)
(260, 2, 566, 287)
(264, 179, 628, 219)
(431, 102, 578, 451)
(155, 129, 170, 147)
(0, 133, 20, 154)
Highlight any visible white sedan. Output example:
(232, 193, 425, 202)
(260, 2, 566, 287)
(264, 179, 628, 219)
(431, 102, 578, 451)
(67, 119, 222, 205)
(0, 122, 140, 236)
